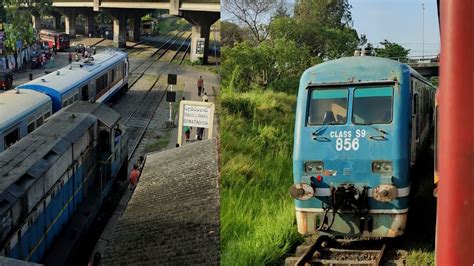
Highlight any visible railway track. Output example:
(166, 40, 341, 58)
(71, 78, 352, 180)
(287, 236, 387, 266)
(126, 26, 191, 88)
(115, 29, 191, 161)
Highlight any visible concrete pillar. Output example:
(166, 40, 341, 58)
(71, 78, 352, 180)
(183, 11, 220, 64)
(32, 15, 42, 32)
(64, 12, 77, 38)
(113, 15, 127, 48)
(85, 14, 95, 36)
(129, 16, 141, 41)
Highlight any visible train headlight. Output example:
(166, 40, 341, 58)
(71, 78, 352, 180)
(290, 183, 315, 200)
(305, 161, 324, 174)
(372, 184, 398, 202)
(372, 161, 392, 174)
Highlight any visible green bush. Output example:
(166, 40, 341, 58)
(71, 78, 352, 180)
(221, 90, 302, 265)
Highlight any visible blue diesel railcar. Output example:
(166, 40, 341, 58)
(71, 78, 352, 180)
(18, 50, 129, 112)
(0, 101, 128, 263)
(0, 50, 129, 153)
(290, 56, 435, 238)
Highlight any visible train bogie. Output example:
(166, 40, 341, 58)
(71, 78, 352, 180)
(291, 56, 436, 238)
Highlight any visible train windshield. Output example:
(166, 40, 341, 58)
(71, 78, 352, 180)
(352, 87, 393, 125)
(308, 88, 348, 125)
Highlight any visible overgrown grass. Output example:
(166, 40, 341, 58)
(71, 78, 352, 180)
(220, 89, 303, 265)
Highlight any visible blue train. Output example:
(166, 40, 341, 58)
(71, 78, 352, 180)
(0, 101, 128, 264)
(290, 56, 435, 238)
(0, 50, 129, 152)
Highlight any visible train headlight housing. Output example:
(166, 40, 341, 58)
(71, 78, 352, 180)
(305, 161, 324, 174)
(372, 161, 392, 174)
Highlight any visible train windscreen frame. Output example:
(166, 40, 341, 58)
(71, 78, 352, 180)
(307, 88, 349, 125)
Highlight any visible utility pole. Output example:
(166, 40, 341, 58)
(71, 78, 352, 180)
(422, 2, 425, 59)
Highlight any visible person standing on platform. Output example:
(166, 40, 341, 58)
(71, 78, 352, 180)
(197, 76, 204, 96)
(202, 92, 209, 102)
(129, 164, 140, 191)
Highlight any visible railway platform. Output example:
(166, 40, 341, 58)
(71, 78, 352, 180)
(101, 138, 220, 265)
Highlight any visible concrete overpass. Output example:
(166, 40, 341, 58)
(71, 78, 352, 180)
(410, 62, 439, 78)
(33, 0, 220, 63)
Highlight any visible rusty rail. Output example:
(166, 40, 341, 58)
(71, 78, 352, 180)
(293, 236, 386, 266)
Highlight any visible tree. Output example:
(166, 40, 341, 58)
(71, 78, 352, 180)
(269, 0, 359, 59)
(294, 0, 353, 28)
(3, 0, 52, 53)
(375, 39, 410, 59)
(223, 0, 280, 43)
(222, 21, 244, 47)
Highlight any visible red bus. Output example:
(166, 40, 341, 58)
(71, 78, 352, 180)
(39, 30, 70, 51)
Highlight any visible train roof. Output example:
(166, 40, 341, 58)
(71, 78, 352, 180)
(0, 90, 51, 132)
(301, 56, 433, 87)
(0, 102, 121, 242)
(17, 50, 127, 96)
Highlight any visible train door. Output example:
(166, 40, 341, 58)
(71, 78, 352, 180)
(81, 85, 89, 101)
(411, 80, 420, 166)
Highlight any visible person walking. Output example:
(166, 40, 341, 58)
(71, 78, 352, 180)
(197, 76, 204, 96)
(129, 164, 140, 191)
(184, 125, 191, 142)
(202, 92, 209, 102)
(197, 127, 204, 141)
(69, 52, 73, 64)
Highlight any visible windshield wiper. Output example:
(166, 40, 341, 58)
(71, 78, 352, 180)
(366, 124, 388, 135)
(312, 121, 336, 141)
(312, 121, 335, 136)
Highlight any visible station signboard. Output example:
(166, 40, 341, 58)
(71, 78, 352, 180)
(196, 38, 205, 58)
(183, 105, 211, 128)
(177, 100, 215, 146)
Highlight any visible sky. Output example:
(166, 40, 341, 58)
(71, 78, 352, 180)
(350, 0, 440, 57)
(222, 0, 440, 57)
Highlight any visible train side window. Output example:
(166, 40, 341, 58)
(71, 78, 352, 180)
(44, 111, 51, 120)
(27, 123, 35, 133)
(74, 93, 79, 101)
(4, 128, 20, 149)
(111, 69, 115, 83)
(36, 117, 44, 128)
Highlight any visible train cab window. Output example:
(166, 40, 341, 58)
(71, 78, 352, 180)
(352, 87, 393, 124)
(36, 117, 44, 127)
(4, 128, 20, 149)
(307, 88, 348, 125)
(27, 123, 35, 133)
